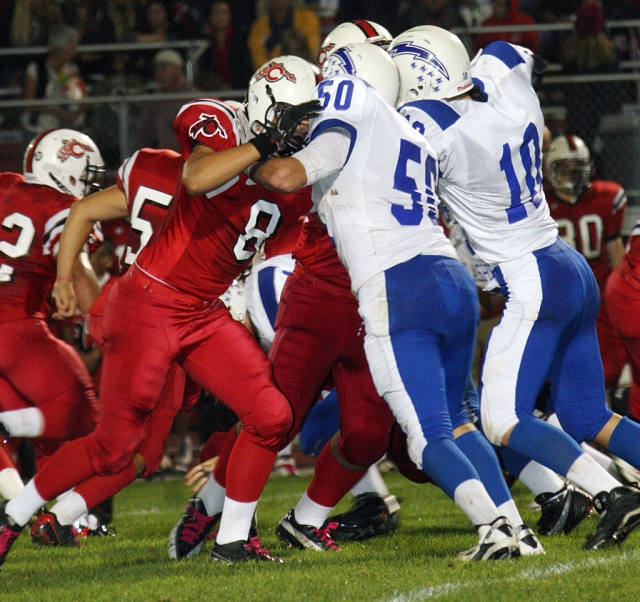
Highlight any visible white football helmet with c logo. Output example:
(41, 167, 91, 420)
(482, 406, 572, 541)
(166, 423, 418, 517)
(389, 26, 474, 106)
(247, 56, 320, 132)
(23, 128, 105, 198)
(318, 20, 393, 67)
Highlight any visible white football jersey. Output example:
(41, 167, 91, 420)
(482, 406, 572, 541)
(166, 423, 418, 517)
(244, 254, 294, 352)
(399, 42, 558, 266)
(305, 74, 458, 294)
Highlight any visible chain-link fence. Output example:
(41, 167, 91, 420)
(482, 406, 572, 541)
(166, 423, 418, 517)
(1, 23, 640, 230)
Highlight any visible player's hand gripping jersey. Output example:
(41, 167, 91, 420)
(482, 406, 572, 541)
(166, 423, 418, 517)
(399, 42, 558, 266)
(136, 99, 311, 300)
(0, 173, 79, 322)
(307, 75, 457, 294)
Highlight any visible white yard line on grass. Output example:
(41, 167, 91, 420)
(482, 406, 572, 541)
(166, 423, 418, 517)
(386, 551, 640, 601)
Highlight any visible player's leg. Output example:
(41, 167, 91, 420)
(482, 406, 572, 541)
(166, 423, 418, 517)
(0, 319, 98, 441)
(597, 299, 629, 391)
(363, 257, 518, 560)
(0, 279, 177, 555)
(606, 265, 640, 421)
(278, 350, 396, 550)
(181, 302, 290, 558)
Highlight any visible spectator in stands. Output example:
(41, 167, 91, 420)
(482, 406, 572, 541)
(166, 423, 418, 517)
(136, 0, 177, 42)
(475, 0, 539, 53)
(537, 0, 578, 60)
(107, 0, 136, 42)
(21, 23, 87, 135)
(560, 0, 621, 175)
(63, 0, 118, 80)
(130, 49, 196, 153)
(10, 0, 62, 47)
(197, 0, 253, 90)
(248, 0, 320, 70)
(336, 0, 401, 35)
(397, 0, 476, 54)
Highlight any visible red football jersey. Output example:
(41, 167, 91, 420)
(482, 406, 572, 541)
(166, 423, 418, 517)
(0, 173, 79, 322)
(294, 213, 352, 290)
(625, 217, 640, 276)
(116, 148, 183, 271)
(100, 218, 130, 277)
(137, 99, 311, 300)
(547, 180, 627, 290)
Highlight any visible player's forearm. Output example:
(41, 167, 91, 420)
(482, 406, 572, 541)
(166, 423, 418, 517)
(182, 143, 261, 196)
(57, 186, 128, 278)
(252, 158, 308, 193)
(58, 207, 98, 279)
(73, 253, 101, 313)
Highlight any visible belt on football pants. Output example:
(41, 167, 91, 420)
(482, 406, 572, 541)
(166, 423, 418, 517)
(128, 264, 215, 309)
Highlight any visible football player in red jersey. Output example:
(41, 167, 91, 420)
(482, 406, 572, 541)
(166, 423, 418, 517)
(606, 218, 640, 422)
(0, 129, 102, 466)
(545, 134, 628, 391)
(0, 67, 320, 565)
(30, 147, 203, 545)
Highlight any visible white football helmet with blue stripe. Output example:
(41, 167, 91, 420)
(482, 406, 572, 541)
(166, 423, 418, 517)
(389, 26, 473, 106)
(320, 43, 400, 107)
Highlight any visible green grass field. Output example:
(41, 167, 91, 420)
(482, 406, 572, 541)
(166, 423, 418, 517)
(2, 472, 640, 602)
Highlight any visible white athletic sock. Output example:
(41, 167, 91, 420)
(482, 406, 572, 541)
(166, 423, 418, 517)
(49, 491, 88, 526)
(581, 442, 622, 480)
(6, 479, 48, 528)
(566, 453, 620, 497)
(0, 408, 44, 438)
(0, 468, 24, 500)
(453, 479, 500, 527)
(294, 491, 333, 528)
(216, 498, 258, 545)
(277, 442, 293, 457)
(350, 464, 390, 497)
(519, 460, 565, 496)
(498, 499, 523, 529)
(196, 474, 226, 516)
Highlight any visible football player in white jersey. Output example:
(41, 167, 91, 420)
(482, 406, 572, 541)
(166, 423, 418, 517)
(392, 26, 640, 550)
(252, 44, 532, 561)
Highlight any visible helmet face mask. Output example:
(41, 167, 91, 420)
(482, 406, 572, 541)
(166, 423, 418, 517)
(544, 135, 593, 203)
(247, 56, 320, 153)
(389, 26, 473, 106)
(23, 128, 105, 198)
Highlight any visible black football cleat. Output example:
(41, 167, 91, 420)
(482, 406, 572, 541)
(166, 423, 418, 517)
(210, 537, 282, 564)
(535, 484, 593, 535)
(584, 486, 640, 550)
(276, 509, 339, 551)
(330, 493, 400, 541)
(168, 498, 220, 560)
(30, 511, 80, 547)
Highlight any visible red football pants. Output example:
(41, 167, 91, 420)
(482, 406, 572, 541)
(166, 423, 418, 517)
(606, 263, 640, 420)
(269, 266, 394, 468)
(597, 295, 628, 389)
(0, 318, 98, 447)
(32, 269, 292, 503)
